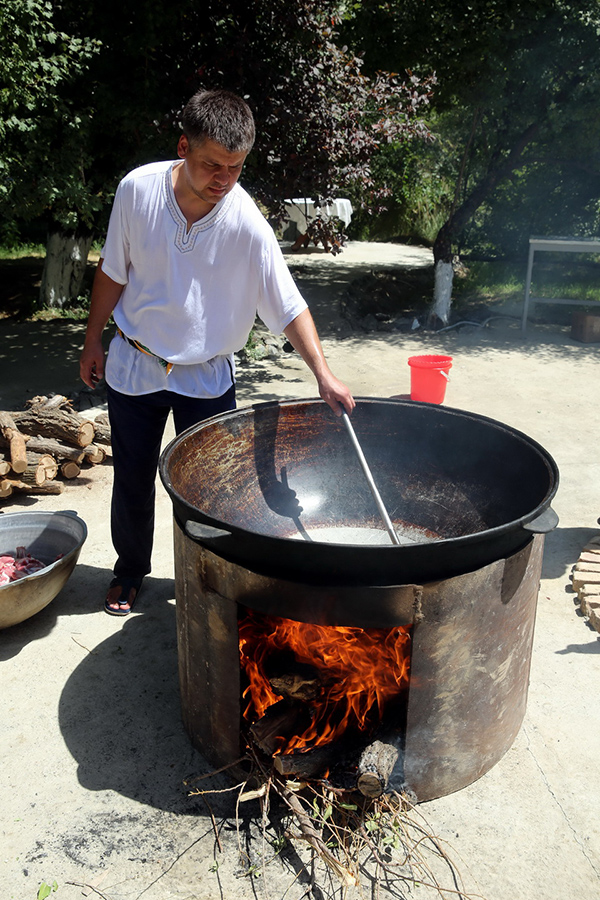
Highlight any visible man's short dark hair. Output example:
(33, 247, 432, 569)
(182, 89, 255, 153)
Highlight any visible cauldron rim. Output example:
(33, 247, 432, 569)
(159, 397, 559, 585)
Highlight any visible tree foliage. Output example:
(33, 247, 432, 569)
(153, 1, 435, 242)
(346, 0, 600, 256)
(1, 0, 435, 301)
(345, 0, 600, 321)
(0, 0, 101, 239)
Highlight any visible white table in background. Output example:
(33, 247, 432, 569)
(284, 198, 353, 233)
(521, 235, 600, 332)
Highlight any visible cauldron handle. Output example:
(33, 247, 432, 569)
(523, 507, 559, 533)
(185, 520, 232, 543)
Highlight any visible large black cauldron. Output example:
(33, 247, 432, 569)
(159, 398, 559, 586)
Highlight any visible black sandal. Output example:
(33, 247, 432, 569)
(104, 576, 144, 616)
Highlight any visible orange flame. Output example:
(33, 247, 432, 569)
(239, 610, 411, 755)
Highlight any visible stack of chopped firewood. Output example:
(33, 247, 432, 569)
(0, 395, 111, 500)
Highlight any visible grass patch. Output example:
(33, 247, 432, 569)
(454, 257, 600, 304)
(0, 242, 46, 260)
(452, 257, 600, 324)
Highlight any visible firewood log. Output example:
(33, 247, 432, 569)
(13, 468, 48, 489)
(0, 411, 27, 474)
(2, 478, 64, 495)
(39, 455, 59, 480)
(11, 408, 95, 448)
(24, 437, 85, 464)
(356, 739, 399, 799)
(250, 700, 310, 756)
(0, 452, 11, 476)
(273, 743, 338, 778)
(26, 394, 71, 411)
(90, 420, 111, 446)
(82, 443, 106, 465)
(23, 453, 57, 486)
(0, 479, 13, 498)
(60, 460, 81, 479)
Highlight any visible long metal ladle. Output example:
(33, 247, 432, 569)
(340, 406, 401, 546)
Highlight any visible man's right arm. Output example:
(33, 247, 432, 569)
(79, 262, 125, 388)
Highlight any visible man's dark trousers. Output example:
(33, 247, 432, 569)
(107, 384, 236, 580)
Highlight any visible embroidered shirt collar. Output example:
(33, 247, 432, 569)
(164, 163, 234, 252)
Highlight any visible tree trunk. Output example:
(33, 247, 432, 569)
(430, 259, 455, 326)
(39, 227, 93, 308)
(429, 120, 541, 326)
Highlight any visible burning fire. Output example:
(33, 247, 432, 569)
(239, 610, 411, 755)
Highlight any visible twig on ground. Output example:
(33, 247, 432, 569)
(66, 883, 112, 900)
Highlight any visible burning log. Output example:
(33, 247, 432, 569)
(356, 739, 400, 799)
(249, 696, 338, 778)
(250, 700, 308, 756)
(11, 408, 95, 448)
(273, 744, 339, 779)
(0, 411, 27, 474)
(265, 653, 324, 702)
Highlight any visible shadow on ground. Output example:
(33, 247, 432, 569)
(55, 580, 237, 815)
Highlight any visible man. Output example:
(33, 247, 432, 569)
(80, 89, 354, 616)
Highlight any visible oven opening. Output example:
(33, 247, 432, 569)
(239, 607, 412, 793)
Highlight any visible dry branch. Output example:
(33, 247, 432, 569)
(272, 776, 358, 887)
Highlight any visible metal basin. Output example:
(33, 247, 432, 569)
(0, 510, 88, 629)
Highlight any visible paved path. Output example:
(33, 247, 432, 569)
(1, 242, 599, 900)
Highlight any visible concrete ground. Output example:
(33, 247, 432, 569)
(1, 241, 599, 900)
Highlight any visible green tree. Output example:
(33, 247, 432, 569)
(0, 0, 100, 304)
(1, 0, 434, 306)
(345, 0, 600, 322)
(188, 1, 434, 245)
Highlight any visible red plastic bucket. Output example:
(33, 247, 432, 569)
(408, 355, 453, 404)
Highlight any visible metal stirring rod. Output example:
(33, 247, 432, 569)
(340, 407, 401, 546)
